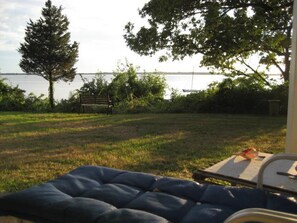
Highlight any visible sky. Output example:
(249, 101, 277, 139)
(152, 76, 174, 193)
(0, 0, 204, 73)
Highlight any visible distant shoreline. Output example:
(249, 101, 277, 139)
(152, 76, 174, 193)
(1, 72, 281, 76)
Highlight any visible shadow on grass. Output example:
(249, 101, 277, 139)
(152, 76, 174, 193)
(0, 112, 287, 191)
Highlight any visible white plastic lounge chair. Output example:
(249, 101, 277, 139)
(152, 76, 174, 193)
(224, 153, 297, 223)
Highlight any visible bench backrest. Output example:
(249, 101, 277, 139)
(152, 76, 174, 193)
(80, 95, 111, 105)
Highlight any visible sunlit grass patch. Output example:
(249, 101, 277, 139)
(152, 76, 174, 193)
(0, 112, 287, 192)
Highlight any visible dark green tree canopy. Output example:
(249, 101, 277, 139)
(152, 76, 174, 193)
(124, 0, 293, 84)
(18, 0, 79, 108)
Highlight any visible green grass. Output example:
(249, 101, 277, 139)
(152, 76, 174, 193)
(0, 112, 287, 192)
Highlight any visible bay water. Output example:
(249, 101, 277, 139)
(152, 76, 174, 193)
(0, 73, 281, 100)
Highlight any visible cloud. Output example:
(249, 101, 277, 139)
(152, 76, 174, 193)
(0, 0, 151, 72)
(0, 0, 42, 52)
(0, 0, 202, 73)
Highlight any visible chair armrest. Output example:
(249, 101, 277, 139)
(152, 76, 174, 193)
(257, 153, 297, 189)
(224, 208, 297, 223)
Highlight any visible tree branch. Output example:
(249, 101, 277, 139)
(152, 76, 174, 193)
(238, 56, 271, 86)
(271, 58, 285, 75)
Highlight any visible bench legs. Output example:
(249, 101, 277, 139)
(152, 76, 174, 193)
(107, 106, 113, 115)
(80, 105, 113, 115)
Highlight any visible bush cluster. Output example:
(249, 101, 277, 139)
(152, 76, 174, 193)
(0, 73, 288, 115)
(161, 78, 288, 115)
(0, 78, 50, 112)
(76, 62, 166, 113)
(78, 62, 166, 103)
(110, 77, 287, 115)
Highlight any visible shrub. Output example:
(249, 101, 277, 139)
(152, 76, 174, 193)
(78, 73, 109, 96)
(162, 77, 287, 115)
(269, 82, 288, 115)
(24, 93, 50, 112)
(75, 61, 167, 114)
(0, 78, 51, 112)
(55, 94, 80, 113)
(0, 78, 26, 111)
(109, 61, 166, 104)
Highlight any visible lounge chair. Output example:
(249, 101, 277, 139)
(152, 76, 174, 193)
(0, 154, 296, 222)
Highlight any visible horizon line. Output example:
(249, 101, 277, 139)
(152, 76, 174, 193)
(0, 72, 281, 76)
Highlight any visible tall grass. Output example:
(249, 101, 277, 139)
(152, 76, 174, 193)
(0, 112, 286, 192)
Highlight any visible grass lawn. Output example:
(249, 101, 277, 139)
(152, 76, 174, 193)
(0, 112, 287, 192)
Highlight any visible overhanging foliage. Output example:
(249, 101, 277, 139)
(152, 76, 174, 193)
(124, 0, 293, 83)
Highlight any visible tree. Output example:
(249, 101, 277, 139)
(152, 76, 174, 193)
(124, 0, 293, 84)
(18, 0, 79, 109)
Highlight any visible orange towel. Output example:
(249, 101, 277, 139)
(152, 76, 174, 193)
(236, 147, 259, 159)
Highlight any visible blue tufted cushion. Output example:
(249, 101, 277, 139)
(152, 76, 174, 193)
(0, 165, 296, 223)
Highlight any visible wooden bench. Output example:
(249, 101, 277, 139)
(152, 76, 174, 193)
(79, 94, 113, 114)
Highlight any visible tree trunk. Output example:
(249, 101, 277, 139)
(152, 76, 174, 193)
(284, 52, 290, 82)
(48, 74, 55, 110)
(284, 27, 292, 82)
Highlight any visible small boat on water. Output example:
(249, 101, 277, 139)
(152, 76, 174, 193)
(182, 89, 199, 93)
